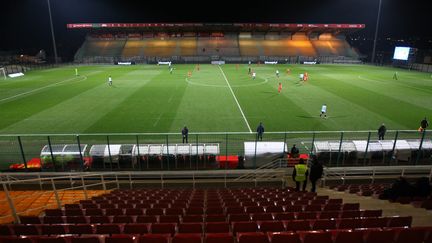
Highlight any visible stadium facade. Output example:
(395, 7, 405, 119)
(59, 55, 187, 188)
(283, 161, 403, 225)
(68, 23, 365, 64)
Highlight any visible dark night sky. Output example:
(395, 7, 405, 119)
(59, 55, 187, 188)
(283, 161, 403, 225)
(1, 0, 431, 58)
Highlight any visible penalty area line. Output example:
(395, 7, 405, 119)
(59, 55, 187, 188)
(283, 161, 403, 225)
(218, 65, 252, 133)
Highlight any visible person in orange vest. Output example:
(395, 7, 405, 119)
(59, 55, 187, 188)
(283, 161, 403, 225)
(196, 64, 200, 71)
(286, 68, 291, 74)
(292, 159, 309, 191)
(278, 82, 282, 93)
(236, 64, 239, 70)
(188, 71, 192, 78)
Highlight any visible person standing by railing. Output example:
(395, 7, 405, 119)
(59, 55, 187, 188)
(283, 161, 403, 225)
(256, 122, 264, 141)
(182, 126, 189, 143)
(378, 123, 386, 140)
(419, 117, 429, 132)
(309, 157, 323, 193)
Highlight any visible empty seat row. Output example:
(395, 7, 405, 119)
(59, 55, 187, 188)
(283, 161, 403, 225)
(21, 210, 382, 225)
(47, 206, 367, 218)
(3, 216, 412, 236)
(1, 227, 432, 243)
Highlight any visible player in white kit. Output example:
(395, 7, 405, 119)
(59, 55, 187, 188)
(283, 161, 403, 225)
(320, 104, 327, 118)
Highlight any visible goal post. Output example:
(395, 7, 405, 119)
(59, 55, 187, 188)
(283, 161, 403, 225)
(0, 67, 6, 80)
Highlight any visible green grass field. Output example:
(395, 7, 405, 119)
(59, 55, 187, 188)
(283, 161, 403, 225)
(0, 64, 431, 134)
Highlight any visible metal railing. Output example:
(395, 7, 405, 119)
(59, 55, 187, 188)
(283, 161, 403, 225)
(322, 165, 432, 186)
(0, 130, 430, 172)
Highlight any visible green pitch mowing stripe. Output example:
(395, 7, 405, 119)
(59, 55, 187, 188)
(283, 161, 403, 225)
(0, 64, 431, 134)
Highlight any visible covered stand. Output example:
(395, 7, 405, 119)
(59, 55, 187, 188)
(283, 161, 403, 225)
(313, 139, 432, 166)
(132, 143, 220, 169)
(243, 142, 287, 168)
(40, 144, 87, 171)
(89, 144, 121, 169)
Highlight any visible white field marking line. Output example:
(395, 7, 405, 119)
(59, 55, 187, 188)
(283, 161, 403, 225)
(0, 75, 87, 103)
(153, 113, 163, 127)
(185, 77, 268, 88)
(218, 66, 252, 133)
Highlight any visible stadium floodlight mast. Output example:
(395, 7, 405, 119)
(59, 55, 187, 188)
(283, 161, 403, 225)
(371, 0, 383, 64)
(47, 0, 59, 64)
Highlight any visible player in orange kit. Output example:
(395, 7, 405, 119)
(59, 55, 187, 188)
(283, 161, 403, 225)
(278, 82, 282, 93)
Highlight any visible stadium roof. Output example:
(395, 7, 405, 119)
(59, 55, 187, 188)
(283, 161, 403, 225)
(67, 23, 365, 33)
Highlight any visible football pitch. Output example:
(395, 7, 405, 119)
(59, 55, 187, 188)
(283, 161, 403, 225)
(0, 64, 431, 134)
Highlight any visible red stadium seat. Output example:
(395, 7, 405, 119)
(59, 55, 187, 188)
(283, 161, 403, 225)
(172, 233, 202, 243)
(186, 208, 204, 215)
(319, 211, 339, 219)
(362, 217, 389, 228)
(95, 224, 122, 235)
(45, 209, 63, 217)
(68, 224, 94, 235)
(69, 236, 101, 243)
(246, 207, 265, 214)
(138, 234, 170, 243)
(312, 219, 337, 230)
(43, 216, 64, 224)
(237, 232, 269, 243)
(123, 223, 150, 234)
(165, 208, 184, 216)
(30, 236, 67, 243)
(41, 225, 67, 235)
(302, 231, 333, 243)
(89, 216, 111, 224)
(332, 230, 364, 243)
(105, 235, 136, 243)
(296, 212, 317, 220)
(388, 216, 412, 227)
(229, 214, 250, 222)
(136, 215, 158, 223)
(232, 221, 258, 234)
(112, 215, 134, 223)
(265, 206, 284, 213)
(273, 212, 295, 221)
(340, 210, 361, 218)
(268, 232, 301, 243)
(395, 228, 426, 243)
(342, 203, 360, 211)
(178, 223, 203, 234)
(66, 216, 88, 224)
(0, 236, 32, 243)
(19, 216, 41, 224)
(206, 207, 224, 214)
(65, 209, 84, 216)
(206, 214, 226, 222)
(105, 209, 124, 216)
(85, 209, 103, 216)
(0, 225, 13, 235)
(226, 207, 245, 214)
(146, 208, 165, 216)
(205, 233, 234, 243)
(284, 220, 311, 231)
(125, 208, 144, 215)
(362, 210, 382, 218)
(182, 215, 204, 223)
(258, 221, 285, 232)
(364, 230, 395, 243)
(206, 222, 230, 233)
(159, 215, 180, 223)
(12, 225, 39, 236)
(151, 223, 177, 235)
(251, 213, 273, 221)
(338, 218, 361, 229)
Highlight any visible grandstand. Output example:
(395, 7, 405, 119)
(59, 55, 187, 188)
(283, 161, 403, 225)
(69, 23, 364, 63)
(1, 21, 432, 243)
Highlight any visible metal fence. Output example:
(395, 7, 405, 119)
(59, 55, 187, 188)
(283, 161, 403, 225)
(0, 130, 430, 172)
